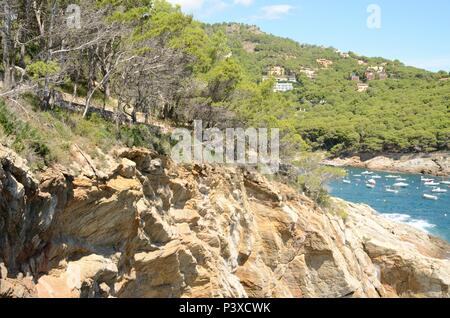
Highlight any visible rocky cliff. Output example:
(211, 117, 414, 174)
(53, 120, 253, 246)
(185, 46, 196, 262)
(0, 145, 449, 298)
(323, 152, 450, 177)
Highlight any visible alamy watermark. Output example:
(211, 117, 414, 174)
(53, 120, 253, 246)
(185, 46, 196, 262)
(171, 120, 280, 175)
(367, 4, 382, 29)
(66, 4, 81, 29)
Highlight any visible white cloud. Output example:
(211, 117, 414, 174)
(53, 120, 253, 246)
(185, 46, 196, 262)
(167, 0, 205, 11)
(233, 0, 254, 6)
(168, 0, 228, 16)
(259, 4, 293, 20)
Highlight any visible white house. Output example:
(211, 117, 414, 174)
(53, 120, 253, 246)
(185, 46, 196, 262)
(274, 83, 294, 92)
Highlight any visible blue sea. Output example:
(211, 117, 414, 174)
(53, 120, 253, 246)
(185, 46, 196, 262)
(328, 168, 450, 243)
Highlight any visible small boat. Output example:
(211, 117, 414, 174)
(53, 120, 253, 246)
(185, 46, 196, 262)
(421, 178, 434, 182)
(353, 174, 362, 177)
(362, 171, 373, 175)
(396, 178, 407, 182)
(367, 179, 377, 185)
(386, 188, 399, 194)
(343, 180, 351, 184)
(393, 182, 409, 188)
(432, 188, 448, 193)
(366, 183, 375, 189)
(423, 194, 438, 201)
(372, 175, 382, 179)
(424, 181, 440, 186)
(386, 175, 400, 179)
(441, 181, 450, 185)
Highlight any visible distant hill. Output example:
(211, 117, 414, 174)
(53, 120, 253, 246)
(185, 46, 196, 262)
(207, 23, 450, 154)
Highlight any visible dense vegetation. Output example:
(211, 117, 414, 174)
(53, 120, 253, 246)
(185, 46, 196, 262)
(1, 1, 448, 204)
(208, 23, 450, 155)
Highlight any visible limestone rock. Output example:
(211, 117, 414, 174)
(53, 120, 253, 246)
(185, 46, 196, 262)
(1, 146, 449, 298)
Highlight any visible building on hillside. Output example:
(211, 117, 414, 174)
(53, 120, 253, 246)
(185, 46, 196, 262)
(378, 72, 388, 80)
(299, 68, 316, 79)
(262, 74, 297, 83)
(368, 66, 385, 73)
(316, 58, 333, 68)
(365, 71, 375, 81)
(351, 74, 360, 81)
(268, 66, 285, 77)
(357, 83, 369, 92)
(286, 74, 297, 82)
(335, 50, 350, 58)
(357, 60, 368, 65)
(274, 82, 294, 92)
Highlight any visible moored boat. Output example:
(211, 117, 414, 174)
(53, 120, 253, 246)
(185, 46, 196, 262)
(424, 181, 440, 186)
(393, 182, 409, 188)
(366, 183, 375, 189)
(386, 188, 399, 194)
(432, 188, 448, 193)
(386, 175, 400, 179)
(423, 194, 438, 200)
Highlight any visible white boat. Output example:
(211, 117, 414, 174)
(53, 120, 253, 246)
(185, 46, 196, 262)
(393, 182, 409, 188)
(386, 175, 400, 179)
(432, 188, 448, 193)
(421, 178, 434, 182)
(423, 194, 438, 201)
(395, 178, 407, 182)
(353, 174, 362, 177)
(386, 188, 399, 194)
(424, 181, 440, 186)
(366, 183, 375, 189)
(367, 179, 377, 185)
(372, 175, 382, 179)
(441, 181, 450, 185)
(362, 171, 373, 175)
(343, 180, 351, 184)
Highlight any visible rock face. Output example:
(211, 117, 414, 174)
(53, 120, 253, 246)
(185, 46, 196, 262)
(323, 152, 449, 176)
(1, 145, 449, 298)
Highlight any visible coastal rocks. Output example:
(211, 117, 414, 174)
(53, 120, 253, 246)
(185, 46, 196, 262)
(36, 254, 118, 298)
(0, 145, 449, 298)
(323, 152, 449, 176)
(338, 199, 450, 297)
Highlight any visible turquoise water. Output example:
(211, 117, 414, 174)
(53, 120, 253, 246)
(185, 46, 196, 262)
(328, 168, 450, 242)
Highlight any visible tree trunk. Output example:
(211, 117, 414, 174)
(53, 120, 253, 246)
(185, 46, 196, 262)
(84, 48, 97, 117)
(103, 80, 110, 110)
(2, 1, 15, 91)
(41, 0, 57, 110)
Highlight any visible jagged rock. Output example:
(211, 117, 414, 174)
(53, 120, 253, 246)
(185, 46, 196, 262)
(36, 254, 118, 298)
(0, 276, 36, 298)
(324, 152, 450, 176)
(0, 146, 449, 298)
(117, 158, 137, 178)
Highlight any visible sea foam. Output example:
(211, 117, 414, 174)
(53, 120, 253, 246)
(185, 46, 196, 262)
(383, 213, 436, 233)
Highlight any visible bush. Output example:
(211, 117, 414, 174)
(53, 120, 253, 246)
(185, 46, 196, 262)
(293, 152, 346, 206)
(0, 101, 53, 168)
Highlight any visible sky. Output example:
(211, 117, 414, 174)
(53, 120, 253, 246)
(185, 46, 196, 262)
(167, 0, 450, 72)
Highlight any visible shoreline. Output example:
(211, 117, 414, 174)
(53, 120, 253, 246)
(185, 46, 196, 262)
(332, 198, 450, 259)
(333, 196, 450, 246)
(323, 152, 449, 177)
